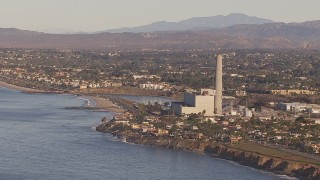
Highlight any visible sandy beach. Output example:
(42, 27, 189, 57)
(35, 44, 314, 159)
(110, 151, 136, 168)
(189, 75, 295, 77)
(84, 95, 125, 113)
(0, 81, 125, 113)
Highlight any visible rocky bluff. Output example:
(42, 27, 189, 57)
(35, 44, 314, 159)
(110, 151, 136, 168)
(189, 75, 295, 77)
(97, 123, 320, 180)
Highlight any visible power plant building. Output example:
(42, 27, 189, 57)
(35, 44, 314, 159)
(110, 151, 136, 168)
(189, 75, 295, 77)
(172, 89, 215, 116)
(171, 54, 223, 117)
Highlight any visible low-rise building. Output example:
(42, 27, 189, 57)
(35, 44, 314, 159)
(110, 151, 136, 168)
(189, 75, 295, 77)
(156, 128, 169, 136)
(277, 102, 320, 113)
(79, 85, 87, 89)
(131, 124, 141, 130)
(229, 136, 243, 143)
(235, 90, 247, 96)
(139, 83, 164, 90)
(271, 90, 317, 95)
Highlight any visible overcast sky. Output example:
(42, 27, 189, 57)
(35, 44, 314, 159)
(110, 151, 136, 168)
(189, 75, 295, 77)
(1, 0, 319, 32)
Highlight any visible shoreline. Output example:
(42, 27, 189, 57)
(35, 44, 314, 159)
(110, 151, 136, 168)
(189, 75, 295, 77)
(101, 133, 295, 180)
(96, 123, 320, 180)
(76, 86, 183, 100)
(0, 81, 125, 113)
(0, 81, 47, 93)
(82, 95, 125, 113)
(2, 81, 319, 179)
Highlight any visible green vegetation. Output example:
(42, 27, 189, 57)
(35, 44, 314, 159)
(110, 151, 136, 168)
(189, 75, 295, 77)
(1, 49, 320, 96)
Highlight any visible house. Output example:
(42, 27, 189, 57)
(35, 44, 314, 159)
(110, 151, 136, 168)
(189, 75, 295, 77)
(313, 119, 320, 124)
(221, 121, 229, 126)
(111, 112, 134, 125)
(145, 116, 159, 122)
(114, 120, 130, 125)
(176, 121, 184, 127)
(259, 116, 272, 121)
(79, 84, 87, 89)
(196, 133, 204, 140)
(236, 90, 247, 96)
(310, 144, 320, 154)
(141, 124, 155, 133)
(111, 82, 122, 87)
(156, 128, 169, 136)
(131, 124, 141, 130)
(113, 112, 134, 120)
(229, 136, 242, 143)
(192, 126, 199, 130)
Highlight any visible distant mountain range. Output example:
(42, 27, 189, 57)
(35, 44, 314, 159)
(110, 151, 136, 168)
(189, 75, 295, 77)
(39, 28, 85, 34)
(1, 14, 320, 50)
(105, 13, 274, 33)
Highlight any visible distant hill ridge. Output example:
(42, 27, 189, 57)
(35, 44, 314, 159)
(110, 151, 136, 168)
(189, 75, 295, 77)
(105, 13, 274, 33)
(1, 14, 320, 50)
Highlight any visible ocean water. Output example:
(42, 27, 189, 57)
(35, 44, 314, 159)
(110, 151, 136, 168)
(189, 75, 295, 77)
(0, 87, 290, 180)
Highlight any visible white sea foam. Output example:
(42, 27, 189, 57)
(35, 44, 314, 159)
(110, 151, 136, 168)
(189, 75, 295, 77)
(211, 157, 296, 179)
(76, 97, 96, 107)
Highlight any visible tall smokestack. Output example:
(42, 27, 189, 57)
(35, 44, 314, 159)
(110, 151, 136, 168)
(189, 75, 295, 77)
(215, 55, 223, 114)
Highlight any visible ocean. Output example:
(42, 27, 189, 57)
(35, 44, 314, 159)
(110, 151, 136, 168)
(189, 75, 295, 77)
(0, 87, 291, 180)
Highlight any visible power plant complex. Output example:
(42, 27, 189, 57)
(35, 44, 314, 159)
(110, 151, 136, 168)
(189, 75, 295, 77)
(172, 55, 223, 116)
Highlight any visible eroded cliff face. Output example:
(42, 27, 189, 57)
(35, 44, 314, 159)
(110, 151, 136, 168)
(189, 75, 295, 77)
(96, 124, 320, 180)
(204, 146, 320, 180)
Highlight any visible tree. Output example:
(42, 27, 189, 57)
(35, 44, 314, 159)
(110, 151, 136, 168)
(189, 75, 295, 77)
(135, 114, 145, 124)
(295, 116, 306, 123)
(202, 110, 206, 116)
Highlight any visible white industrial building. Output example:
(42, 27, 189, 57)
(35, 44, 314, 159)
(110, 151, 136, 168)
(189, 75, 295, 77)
(171, 55, 224, 117)
(171, 89, 215, 116)
(277, 102, 320, 113)
(139, 83, 164, 90)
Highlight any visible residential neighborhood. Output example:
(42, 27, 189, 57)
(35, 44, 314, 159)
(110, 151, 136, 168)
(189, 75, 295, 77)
(1, 48, 320, 157)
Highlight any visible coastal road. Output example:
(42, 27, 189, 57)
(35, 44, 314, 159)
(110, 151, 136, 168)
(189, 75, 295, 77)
(261, 142, 320, 162)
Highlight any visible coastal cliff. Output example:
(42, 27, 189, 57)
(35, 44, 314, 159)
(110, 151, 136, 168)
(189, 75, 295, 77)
(96, 123, 320, 180)
(205, 146, 320, 179)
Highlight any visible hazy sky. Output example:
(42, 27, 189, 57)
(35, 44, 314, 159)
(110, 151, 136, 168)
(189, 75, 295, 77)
(1, 0, 320, 32)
